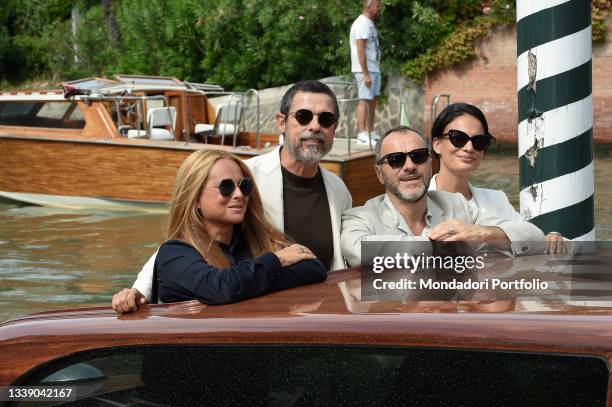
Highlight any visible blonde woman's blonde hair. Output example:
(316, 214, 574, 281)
(165, 149, 288, 268)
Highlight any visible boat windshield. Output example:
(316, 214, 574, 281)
(0, 101, 85, 129)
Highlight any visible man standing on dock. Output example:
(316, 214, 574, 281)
(112, 81, 352, 313)
(350, 0, 382, 145)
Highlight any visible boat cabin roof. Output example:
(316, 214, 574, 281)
(0, 75, 224, 102)
(65, 75, 224, 97)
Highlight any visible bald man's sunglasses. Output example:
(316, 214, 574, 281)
(377, 148, 430, 168)
(289, 109, 337, 128)
(442, 129, 495, 151)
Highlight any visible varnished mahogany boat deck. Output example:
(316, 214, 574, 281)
(2, 267, 612, 404)
(0, 128, 384, 206)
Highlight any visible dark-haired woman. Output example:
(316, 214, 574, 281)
(429, 102, 564, 249)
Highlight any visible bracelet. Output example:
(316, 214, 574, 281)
(548, 231, 563, 237)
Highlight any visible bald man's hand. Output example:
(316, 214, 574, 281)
(428, 219, 510, 251)
(428, 219, 485, 242)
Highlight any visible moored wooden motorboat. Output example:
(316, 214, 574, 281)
(0, 75, 383, 211)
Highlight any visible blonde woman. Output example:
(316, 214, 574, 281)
(125, 149, 326, 308)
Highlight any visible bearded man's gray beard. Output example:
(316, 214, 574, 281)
(285, 132, 332, 164)
(383, 172, 431, 202)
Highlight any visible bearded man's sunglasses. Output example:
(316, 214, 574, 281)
(377, 148, 431, 168)
(441, 129, 495, 151)
(288, 109, 337, 128)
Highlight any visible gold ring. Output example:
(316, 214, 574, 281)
(449, 226, 455, 234)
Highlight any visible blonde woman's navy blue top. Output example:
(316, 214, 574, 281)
(154, 230, 326, 305)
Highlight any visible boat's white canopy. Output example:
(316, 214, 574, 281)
(65, 75, 223, 98)
(0, 75, 223, 102)
(0, 91, 66, 102)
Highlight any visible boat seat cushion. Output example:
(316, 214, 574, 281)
(195, 123, 238, 137)
(194, 123, 214, 134)
(127, 128, 174, 140)
(150, 128, 174, 140)
(214, 124, 238, 136)
(127, 129, 147, 139)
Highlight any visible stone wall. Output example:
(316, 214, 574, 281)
(209, 74, 423, 139)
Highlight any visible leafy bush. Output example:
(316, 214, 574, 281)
(593, 0, 612, 43)
(0, 0, 609, 88)
(402, 0, 514, 81)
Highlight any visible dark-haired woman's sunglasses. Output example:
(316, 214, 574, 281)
(377, 148, 430, 168)
(209, 178, 254, 198)
(289, 109, 337, 128)
(442, 129, 495, 151)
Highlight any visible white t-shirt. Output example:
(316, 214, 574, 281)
(350, 14, 380, 73)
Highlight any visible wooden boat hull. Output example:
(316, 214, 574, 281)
(0, 133, 384, 209)
(0, 191, 169, 212)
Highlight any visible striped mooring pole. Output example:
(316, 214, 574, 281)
(517, 0, 595, 240)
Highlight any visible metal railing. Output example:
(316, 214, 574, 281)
(334, 79, 376, 154)
(223, 92, 242, 147)
(431, 94, 451, 126)
(336, 80, 415, 155)
(337, 97, 360, 155)
(322, 79, 359, 87)
(200, 91, 251, 147)
(184, 81, 225, 93)
(325, 80, 363, 155)
(244, 89, 261, 149)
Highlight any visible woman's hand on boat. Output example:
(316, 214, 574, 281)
(274, 244, 316, 267)
(112, 288, 147, 314)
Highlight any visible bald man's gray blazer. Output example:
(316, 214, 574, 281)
(341, 190, 546, 267)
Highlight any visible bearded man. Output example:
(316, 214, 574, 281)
(245, 80, 351, 271)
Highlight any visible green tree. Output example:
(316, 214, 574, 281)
(9, 0, 73, 80)
(113, 0, 204, 80)
(0, 0, 609, 89)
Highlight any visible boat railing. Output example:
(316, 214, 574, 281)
(184, 81, 225, 93)
(336, 79, 411, 156)
(223, 92, 242, 147)
(181, 83, 225, 145)
(200, 90, 262, 148)
(431, 94, 451, 127)
(244, 89, 261, 149)
(337, 97, 361, 156)
(323, 80, 375, 155)
(198, 91, 249, 147)
(322, 79, 359, 88)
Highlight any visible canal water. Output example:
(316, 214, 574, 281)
(1, 154, 611, 322)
